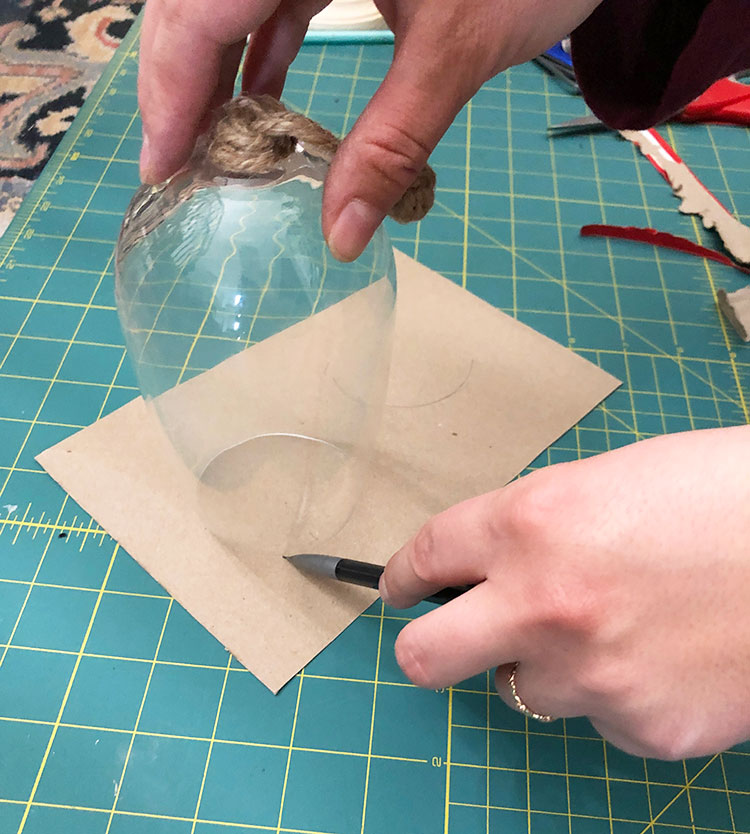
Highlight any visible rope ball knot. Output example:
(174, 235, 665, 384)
(206, 94, 435, 224)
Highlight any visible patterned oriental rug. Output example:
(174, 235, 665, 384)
(0, 0, 143, 236)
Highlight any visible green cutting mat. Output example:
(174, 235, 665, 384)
(1, 17, 750, 834)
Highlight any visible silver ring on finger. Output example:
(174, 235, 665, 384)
(507, 662, 555, 723)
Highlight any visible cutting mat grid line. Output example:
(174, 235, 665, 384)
(0, 16, 749, 834)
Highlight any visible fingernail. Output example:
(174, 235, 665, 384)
(139, 131, 154, 184)
(378, 571, 392, 606)
(327, 199, 383, 262)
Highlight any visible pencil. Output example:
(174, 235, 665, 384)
(285, 553, 469, 605)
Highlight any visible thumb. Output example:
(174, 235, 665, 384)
(322, 34, 474, 262)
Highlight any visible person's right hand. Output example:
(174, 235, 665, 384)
(380, 426, 750, 760)
(138, 0, 602, 260)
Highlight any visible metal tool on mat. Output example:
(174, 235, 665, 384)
(533, 38, 580, 94)
(548, 75, 750, 135)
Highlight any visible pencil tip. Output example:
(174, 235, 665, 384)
(284, 553, 338, 578)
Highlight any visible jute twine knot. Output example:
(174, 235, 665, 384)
(206, 94, 435, 224)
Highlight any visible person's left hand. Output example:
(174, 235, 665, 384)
(380, 425, 750, 760)
(137, 0, 601, 260)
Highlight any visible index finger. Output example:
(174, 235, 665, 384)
(137, 0, 279, 183)
(380, 489, 505, 609)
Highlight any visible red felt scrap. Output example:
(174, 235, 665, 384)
(677, 77, 750, 125)
(580, 224, 750, 275)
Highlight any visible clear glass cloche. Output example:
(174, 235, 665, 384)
(115, 139, 396, 557)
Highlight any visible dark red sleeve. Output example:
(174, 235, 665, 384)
(570, 0, 750, 128)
